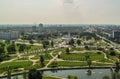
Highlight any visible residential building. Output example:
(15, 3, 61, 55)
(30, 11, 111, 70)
(0, 31, 19, 40)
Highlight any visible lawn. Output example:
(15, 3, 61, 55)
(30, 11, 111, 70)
(28, 45, 43, 51)
(17, 57, 29, 60)
(70, 47, 84, 52)
(0, 61, 33, 73)
(60, 52, 104, 61)
(18, 44, 43, 53)
(97, 58, 114, 63)
(31, 53, 52, 60)
(96, 40, 107, 46)
(43, 76, 62, 79)
(49, 61, 112, 67)
(52, 48, 65, 56)
(2, 55, 17, 61)
(52, 61, 87, 67)
(0, 60, 49, 74)
(28, 61, 49, 70)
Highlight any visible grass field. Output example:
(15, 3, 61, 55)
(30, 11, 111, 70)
(70, 47, 84, 52)
(52, 48, 65, 56)
(0, 60, 49, 74)
(60, 52, 104, 61)
(0, 61, 33, 73)
(31, 53, 52, 60)
(97, 58, 114, 63)
(43, 76, 61, 79)
(24, 61, 48, 70)
(49, 61, 112, 67)
(2, 55, 17, 61)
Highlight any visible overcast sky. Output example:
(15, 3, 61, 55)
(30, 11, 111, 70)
(0, 0, 120, 24)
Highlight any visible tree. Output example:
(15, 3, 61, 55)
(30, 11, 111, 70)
(51, 41, 54, 47)
(26, 45, 31, 54)
(66, 48, 70, 54)
(0, 44, 5, 53)
(42, 40, 49, 49)
(0, 53, 3, 62)
(13, 75, 18, 79)
(85, 54, 92, 68)
(87, 59, 92, 68)
(77, 39, 81, 45)
(43, 44, 47, 49)
(85, 45, 89, 50)
(50, 61, 58, 68)
(115, 61, 120, 72)
(85, 54, 90, 60)
(58, 54, 60, 58)
(7, 66, 11, 79)
(87, 70, 92, 76)
(85, 54, 92, 76)
(40, 55, 44, 67)
(5, 40, 10, 44)
(29, 40, 34, 44)
(69, 39, 74, 46)
(74, 76, 78, 79)
(23, 71, 27, 79)
(28, 69, 43, 79)
(118, 54, 120, 59)
(7, 43, 16, 54)
(0, 45, 5, 62)
(68, 75, 71, 79)
(110, 51, 116, 56)
(68, 75, 78, 79)
(102, 76, 110, 79)
(110, 48, 116, 56)
(18, 44, 27, 52)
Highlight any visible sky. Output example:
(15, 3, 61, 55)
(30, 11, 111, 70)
(0, 0, 120, 24)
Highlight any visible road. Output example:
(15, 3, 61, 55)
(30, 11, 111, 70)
(96, 34, 120, 48)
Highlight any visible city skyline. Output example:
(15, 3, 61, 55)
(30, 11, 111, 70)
(0, 0, 120, 24)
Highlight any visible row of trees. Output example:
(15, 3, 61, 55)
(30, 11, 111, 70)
(0, 42, 31, 54)
(68, 39, 81, 46)
(0, 43, 5, 62)
(42, 40, 54, 49)
(65, 48, 92, 68)
(0, 42, 31, 63)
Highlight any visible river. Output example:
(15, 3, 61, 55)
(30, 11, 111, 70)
(1, 68, 120, 79)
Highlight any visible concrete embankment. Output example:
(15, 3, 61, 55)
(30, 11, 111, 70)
(38, 66, 116, 71)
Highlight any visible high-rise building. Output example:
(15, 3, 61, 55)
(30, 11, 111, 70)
(112, 30, 120, 39)
(39, 23, 43, 28)
(32, 25, 37, 32)
(38, 23, 43, 32)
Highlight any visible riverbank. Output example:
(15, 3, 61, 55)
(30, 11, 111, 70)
(0, 66, 116, 78)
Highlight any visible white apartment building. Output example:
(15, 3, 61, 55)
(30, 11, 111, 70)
(0, 31, 19, 40)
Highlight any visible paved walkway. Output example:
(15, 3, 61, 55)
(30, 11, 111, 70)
(44, 51, 62, 68)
